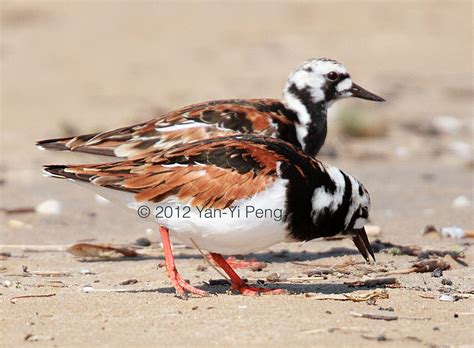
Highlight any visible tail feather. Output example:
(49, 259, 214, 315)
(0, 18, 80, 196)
(42, 164, 95, 183)
(36, 133, 117, 157)
(36, 137, 76, 151)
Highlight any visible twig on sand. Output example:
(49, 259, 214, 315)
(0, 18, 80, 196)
(350, 311, 398, 321)
(68, 243, 138, 258)
(351, 311, 431, 321)
(384, 259, 450, 275)
(307, 289, 388, 302)
(10, 293, 56, 304)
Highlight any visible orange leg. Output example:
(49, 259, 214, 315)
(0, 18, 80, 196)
(159, 226, 208, 298)
(207, 255, 267, 270)
(209, 252, 286, 296)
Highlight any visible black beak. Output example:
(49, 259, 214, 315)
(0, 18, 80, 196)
(352, 226, 376, 262)
(350, 82, 385, 102)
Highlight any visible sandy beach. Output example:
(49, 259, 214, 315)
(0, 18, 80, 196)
(1, 1, 473, 347)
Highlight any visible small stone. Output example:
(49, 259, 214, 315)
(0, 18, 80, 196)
(191, 306, 198, 310)
(35, 199, 61, 215)
(94, 194, 110, 205)
(431, 268, 443, 278)
(82, 286, 94, 293)
(440, 226, 464, 238)
(433, 326, 440, 331)
(452, 195, 471, 209)
(266, 273, 280, 283)
(441, 278, 453, 286)
(135, 237, 151, 247)
(120, 279, 138, 286)
(438, 294, 456, 302)
(422, 225, 439, 235)
(3, 280, 12, 287)
(196, 265, 207, 272)
(454, 313, 459, 318)
(325, 310, 332, 314)
(79, 268, 94, 275)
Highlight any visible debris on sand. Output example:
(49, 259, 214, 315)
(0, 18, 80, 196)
(67, 243, 138, 258)
(307, 289, 388, 302)
(6, 219, 32, 229)
(371, 239, 467, 264)
(120, 279, 138, 286)
(10, 293, 56, 304)
(385, 259, 451, 275)
(266, 273, 281, 283)
(2, 200, 62, 215)
(440, 226, 474, 239)
(452, 195, 471, 208)
(35, 199, 61, 215)
(350, 311, 398, 321)
(135, 237, 151, 247)
(24, 334, 54, 342)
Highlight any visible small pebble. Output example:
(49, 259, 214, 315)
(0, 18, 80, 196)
(35, 199, 61, 215)
(82, 286, 94, 293)
(191, 306, 198, 310)
(422, 225, 439, 235)
(325, 310, 332, 315)
(7, 219, 32, 229)
(438, 294, 456, 302)
(94, 194, 110, 205)
(431, 268, 443, 278)
(266, 273, 280, 283)
(79, 268, 94, 275)
(196, 265, 208, 272)
(433, 326, 440, 331)
(452, 195, 471, 209)
(441, 278, 453, 286)
(135, 237, 151, 247)
(120, 279, 138, 286)
(440, 226, 464, 238)
(3, 280, 12, 288)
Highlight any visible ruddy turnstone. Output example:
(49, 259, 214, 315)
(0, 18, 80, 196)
(42, 135, 375, 297)
(37, 58, 384, 159)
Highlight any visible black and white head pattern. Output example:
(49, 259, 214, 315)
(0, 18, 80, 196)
(311, 164, 371, 236)
(283, 58, 354, 107)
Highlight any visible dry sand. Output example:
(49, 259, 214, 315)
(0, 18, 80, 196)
(1, 1, 473, 347)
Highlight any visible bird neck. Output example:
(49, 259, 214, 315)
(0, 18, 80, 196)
(283, 84, 328, 157)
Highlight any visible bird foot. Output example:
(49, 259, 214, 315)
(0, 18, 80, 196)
(232, 281, 287, 296)
(168, 269, 209, 298)
(207, 255, 266, 270)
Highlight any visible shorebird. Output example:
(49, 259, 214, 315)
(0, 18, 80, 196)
(37, 58, 384, 159)
(42, 135, 375, 297)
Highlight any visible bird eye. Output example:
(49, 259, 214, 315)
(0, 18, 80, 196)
(326, 71, 339, 81)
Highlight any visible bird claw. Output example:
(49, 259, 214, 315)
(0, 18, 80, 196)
(232, 282, 287, 296)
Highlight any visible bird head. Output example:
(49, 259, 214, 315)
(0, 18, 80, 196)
(344, 182, 375, 262)
(284, 58, 385, 107)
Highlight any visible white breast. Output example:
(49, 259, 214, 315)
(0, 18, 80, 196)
(75, 178, 291, 254)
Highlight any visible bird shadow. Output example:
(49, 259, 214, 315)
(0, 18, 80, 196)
(75, 247, 362, 264)
(116, 281, 386, 296)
